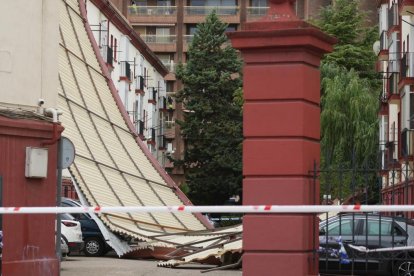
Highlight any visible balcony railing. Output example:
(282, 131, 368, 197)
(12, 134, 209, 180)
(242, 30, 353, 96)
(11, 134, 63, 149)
(246, 7, 269, 18)
(184, 6, 239, 16)
(158, 135, 166, 149)
(401, 52, 414, 78)
(388, 60, 400, 74)
(149, 127, 156, 141)
(401, 128, 414, 157)
(159, 96, 167, 110)
(128, 5, 177, 16)
(388, 3, 398, 28)
(141, 35, 176, 44)
(102, 46, 113, 66)
(380, 30, 388, 51)
(136, 120, 144, 136)
(120, 61, 131, 80)
(135, 76, 144, 91)
(161, 60, 175, 72)
(184, 35, 194, 44)
(388, 72, 398, 95)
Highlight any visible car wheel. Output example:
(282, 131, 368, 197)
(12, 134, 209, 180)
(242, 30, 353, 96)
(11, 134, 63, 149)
(84, 237, 104, 257)
(394, 260, 414, 276)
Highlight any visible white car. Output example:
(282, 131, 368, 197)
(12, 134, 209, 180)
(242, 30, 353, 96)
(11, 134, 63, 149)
(61, 213, 83, 255)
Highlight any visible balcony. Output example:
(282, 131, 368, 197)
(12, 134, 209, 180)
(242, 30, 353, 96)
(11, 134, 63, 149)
(140, 35, 177, 52)
(120, 61, 131, 81)
(388, 3, 399, 28)
(378, 30, 389, 60)
(135, 76, 144, 93)
(388, 72, 400, 102)
(158, 135, 166, 150)
(102, 46, 113, 67)
(159, 96, 167, 111)
(400, 52, 414, 87)
(246, 7, 269, 22)
(401, 52, 414, 78)
(401, 128, 414, 157)
(165, 122, 175, 139)
(161, 60, 175, 73)
(147, 127, 156, 145)
(127, 5, 177, 24)
(184, 6, 240, 23)
(400, 0, 414, 16)
(148, 88, 157, 104)
(136, 119, 145, 137)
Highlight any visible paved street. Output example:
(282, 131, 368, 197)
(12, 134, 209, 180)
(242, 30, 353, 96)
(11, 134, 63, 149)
(61, 255, 242, 276)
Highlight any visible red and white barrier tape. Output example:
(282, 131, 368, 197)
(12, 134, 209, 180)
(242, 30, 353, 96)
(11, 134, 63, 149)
(0, 205, 413, 214)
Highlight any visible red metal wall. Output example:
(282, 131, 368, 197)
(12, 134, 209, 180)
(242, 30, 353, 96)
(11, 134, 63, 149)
(0, 116, 61, 276)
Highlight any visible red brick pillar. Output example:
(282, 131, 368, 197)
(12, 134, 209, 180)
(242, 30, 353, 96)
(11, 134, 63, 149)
(228, 1, 336, 275)
(0, 116, 62, 276)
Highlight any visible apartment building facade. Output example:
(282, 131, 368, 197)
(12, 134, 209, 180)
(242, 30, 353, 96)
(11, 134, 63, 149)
(108, 0, 377, 185)
(85, 0, 170, 166)
(377, 0, 414, 211)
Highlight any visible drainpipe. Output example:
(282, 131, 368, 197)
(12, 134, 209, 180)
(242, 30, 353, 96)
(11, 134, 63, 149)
(42, 108, 63, 145)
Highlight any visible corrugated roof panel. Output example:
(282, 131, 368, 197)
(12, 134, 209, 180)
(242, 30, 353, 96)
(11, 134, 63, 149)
(114, 128, 166, 182)
(60, 1, 83, 58)
(57, 97, 92, 159)
(59, 49, 85, 108)
(67, 56, 108, 118)
(89, 71, 128, 127)
(65, 0, 81, 13)
(92, 117, 139, 175)
(67, 8, 101, 70)
(70, 105, 115, 165)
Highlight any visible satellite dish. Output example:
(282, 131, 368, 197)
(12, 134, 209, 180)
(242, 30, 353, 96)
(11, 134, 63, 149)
(373, 41, 381, 55)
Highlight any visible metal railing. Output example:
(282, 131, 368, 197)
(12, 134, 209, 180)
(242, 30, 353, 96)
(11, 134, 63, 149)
(136, 120, 144, 136)
(246, 7, 269, 17)
(183, 35, 194, 44)
(388, 72, 398, 95)
(401, 52, 414, 78)
(184, 6, 239, 16)
(128, 5, 177, 16)
(135, 76, 144, 90)
(161, 60, 175, 72)
(388, 3, 398, 27)
(120, 61, 131, 80)
(102, 46, 113, 66)
(140, 35, 176, 44)
(401, 128, 414, 157)
(380, 30, 388, 51)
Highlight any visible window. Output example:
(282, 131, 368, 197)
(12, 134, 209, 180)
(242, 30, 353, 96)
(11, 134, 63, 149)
(157, 0, 172, 6)
(166, 81, 174, 92)
(133, 0, 147, 6)
(251, 0, 267, 7)
(362, 220, 403, 236)
(325, 219, 358, 236)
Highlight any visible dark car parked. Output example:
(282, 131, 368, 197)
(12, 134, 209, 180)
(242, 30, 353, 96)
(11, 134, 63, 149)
(61, 197, 111, 257)
(319, 214, 414, 276)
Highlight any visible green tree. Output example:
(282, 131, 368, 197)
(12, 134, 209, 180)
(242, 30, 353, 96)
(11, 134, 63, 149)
(175, 12, 243, 205)
(315, 0, 381, 202)
(315, 0, 378, 82)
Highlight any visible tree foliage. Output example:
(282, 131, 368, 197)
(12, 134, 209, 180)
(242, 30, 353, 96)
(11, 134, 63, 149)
(175, 12, 243, 205)
(315, 0, 381, 202)
(315, 0, 378, 81)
